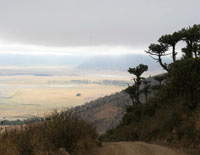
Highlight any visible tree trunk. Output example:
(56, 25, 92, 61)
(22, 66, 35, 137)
(172, 45, 176, 62)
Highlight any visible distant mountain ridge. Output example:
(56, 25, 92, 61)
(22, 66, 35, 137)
(76, 54, 167, 72)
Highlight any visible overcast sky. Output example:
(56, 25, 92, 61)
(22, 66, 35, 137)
(0, 0, 199, 55)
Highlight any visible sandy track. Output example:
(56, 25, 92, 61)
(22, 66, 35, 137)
(96, 142, 187, 155)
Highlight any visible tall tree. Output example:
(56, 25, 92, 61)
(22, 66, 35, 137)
(125, 85, 139, 105)
(141, 80, 151, 102)
(126, 64, 148, 104)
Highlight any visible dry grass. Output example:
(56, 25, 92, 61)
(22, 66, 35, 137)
(94, 103, 122, 120)
(0, 111, 99, 155)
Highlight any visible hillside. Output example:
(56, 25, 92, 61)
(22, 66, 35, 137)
(73, 92, 131, 134)
(73, 76, 159, 134)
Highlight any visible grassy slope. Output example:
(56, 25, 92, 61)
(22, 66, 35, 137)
(73, 92, 132, 134)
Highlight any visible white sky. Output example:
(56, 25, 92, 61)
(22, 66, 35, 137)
(0, 0, 199, 56)
(0, 42, 144, 56)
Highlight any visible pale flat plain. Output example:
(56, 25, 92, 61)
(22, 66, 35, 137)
(0, 75, 129, 120)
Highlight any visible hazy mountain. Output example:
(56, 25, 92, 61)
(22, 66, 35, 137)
(0, 53, 170, 76)
(0, 54, 89, 66)
(76, 54, 169, 72)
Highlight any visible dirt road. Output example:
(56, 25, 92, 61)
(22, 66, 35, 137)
(96, 142, 187, 155)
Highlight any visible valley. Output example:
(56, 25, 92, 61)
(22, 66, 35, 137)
(0, 74, 130, 120)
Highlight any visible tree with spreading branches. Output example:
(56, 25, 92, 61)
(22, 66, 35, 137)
(180, 24, 200, 58)
(146, 44, 169, 71)
(146, 24, 200, 71)
(158, 32, 181, 62)
(153, 74, 166, 86)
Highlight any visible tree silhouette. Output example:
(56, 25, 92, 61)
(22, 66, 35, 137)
(146, 24, 200, 71)
(146, 43, 169, 71)
(141, 80, 151, 102)
(153, 74, 166, 86)
(125, 85, 139, 105)
(126, 64, 148, 104)
(179, 24, 200, 58)
(158, 32, 181, 62)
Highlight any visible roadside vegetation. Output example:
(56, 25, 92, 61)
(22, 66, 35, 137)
(0, 111, 99, 155)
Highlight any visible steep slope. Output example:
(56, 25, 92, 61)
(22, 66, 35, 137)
(73, 92, 132, 134)
(73, 76, 159, 134)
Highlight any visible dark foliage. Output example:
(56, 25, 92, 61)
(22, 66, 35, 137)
(169, 58, 200, 110)
(126, 64, 148, 104)
(146, 24, 200, 71)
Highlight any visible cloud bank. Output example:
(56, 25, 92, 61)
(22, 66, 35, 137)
(0, 0, 199, 54)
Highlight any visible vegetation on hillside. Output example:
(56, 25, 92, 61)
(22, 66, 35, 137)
(102, 24, 200, 150)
